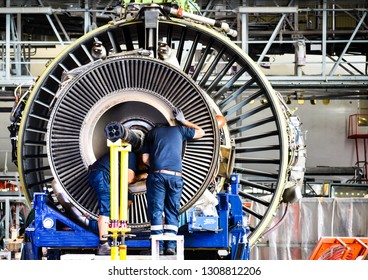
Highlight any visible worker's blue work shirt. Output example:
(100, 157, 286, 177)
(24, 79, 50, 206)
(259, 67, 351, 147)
(143, 125, 195, 173)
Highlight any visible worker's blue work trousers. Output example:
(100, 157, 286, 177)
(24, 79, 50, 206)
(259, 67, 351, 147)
(88, 169, 110, 216)
(146, 173, 183, 249)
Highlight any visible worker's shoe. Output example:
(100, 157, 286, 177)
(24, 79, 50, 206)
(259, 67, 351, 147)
(165, 247, 176, 255)
(97, 242, 111, 255)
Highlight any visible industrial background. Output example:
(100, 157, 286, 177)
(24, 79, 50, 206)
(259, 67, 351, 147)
(0, 0, 368, 260)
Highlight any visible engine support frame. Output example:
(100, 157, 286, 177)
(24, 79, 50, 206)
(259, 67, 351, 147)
(23, 193, 99, 260)
(23, 175, 249, 260)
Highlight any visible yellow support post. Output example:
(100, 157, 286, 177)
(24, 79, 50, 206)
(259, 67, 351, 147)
(110, 141, 119, 226)
(107, 139, 132, 260)
(119, 244, 127, 260)
(120, 144, 129, 222)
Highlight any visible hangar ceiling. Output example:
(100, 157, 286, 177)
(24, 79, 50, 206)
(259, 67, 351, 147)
(1, 0, 368, 100)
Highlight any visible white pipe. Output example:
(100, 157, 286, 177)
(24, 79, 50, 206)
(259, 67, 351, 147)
(166, 7, 237, 37)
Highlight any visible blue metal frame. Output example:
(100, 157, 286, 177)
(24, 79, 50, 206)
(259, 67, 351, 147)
(24, 193, 99, 260)
(24, 174, 249, 260)
(176, 174, 250, 260)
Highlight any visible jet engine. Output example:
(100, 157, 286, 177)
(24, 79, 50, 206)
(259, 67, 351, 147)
(16, 4, 305, 247)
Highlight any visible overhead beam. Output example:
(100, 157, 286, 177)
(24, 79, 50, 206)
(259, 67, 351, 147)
(0, 7, 53, 14)
(237, 7, 298, 14)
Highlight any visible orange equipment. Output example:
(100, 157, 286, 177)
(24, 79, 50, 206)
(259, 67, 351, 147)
(309, 237, 368, 260)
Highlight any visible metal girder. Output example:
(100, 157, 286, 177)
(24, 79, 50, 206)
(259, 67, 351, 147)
(251, 0, 296, 65)
(237, 7, 298, 14)
(1, 1, 368, 94)
(0, 7, 53, 14)
(256, 14, 287, 65)
(329, 12, 368, 77)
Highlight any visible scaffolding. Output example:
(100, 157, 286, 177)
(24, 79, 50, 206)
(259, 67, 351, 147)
(0, 0, 368, 98)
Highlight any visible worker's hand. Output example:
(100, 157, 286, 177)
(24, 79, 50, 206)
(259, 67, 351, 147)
(136, 172, 148, 181)
(173, 108, 186, 124)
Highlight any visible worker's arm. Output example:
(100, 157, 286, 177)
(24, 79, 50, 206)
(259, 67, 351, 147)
(181, 120, 205, 139)
(141, 153, 150, 167)
(128, 169, 136, 184)
(140, 131, 151, 168)
(134, 159, 149, 181)
(173, 108, 205, 139)
(135, 172, 148, 181)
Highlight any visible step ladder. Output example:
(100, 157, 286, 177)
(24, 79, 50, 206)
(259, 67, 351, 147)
(151, 235, 184, 260)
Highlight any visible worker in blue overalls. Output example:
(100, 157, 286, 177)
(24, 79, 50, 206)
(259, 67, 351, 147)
(142, 108, 205, 255)
(88, 151, 147, 255)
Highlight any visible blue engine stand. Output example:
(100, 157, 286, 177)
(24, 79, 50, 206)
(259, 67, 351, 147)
(178, 174, 250, 260)
(24, 174, 249, 260)
(124, 174, 250, 260)
(24, 193, 99, 260)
